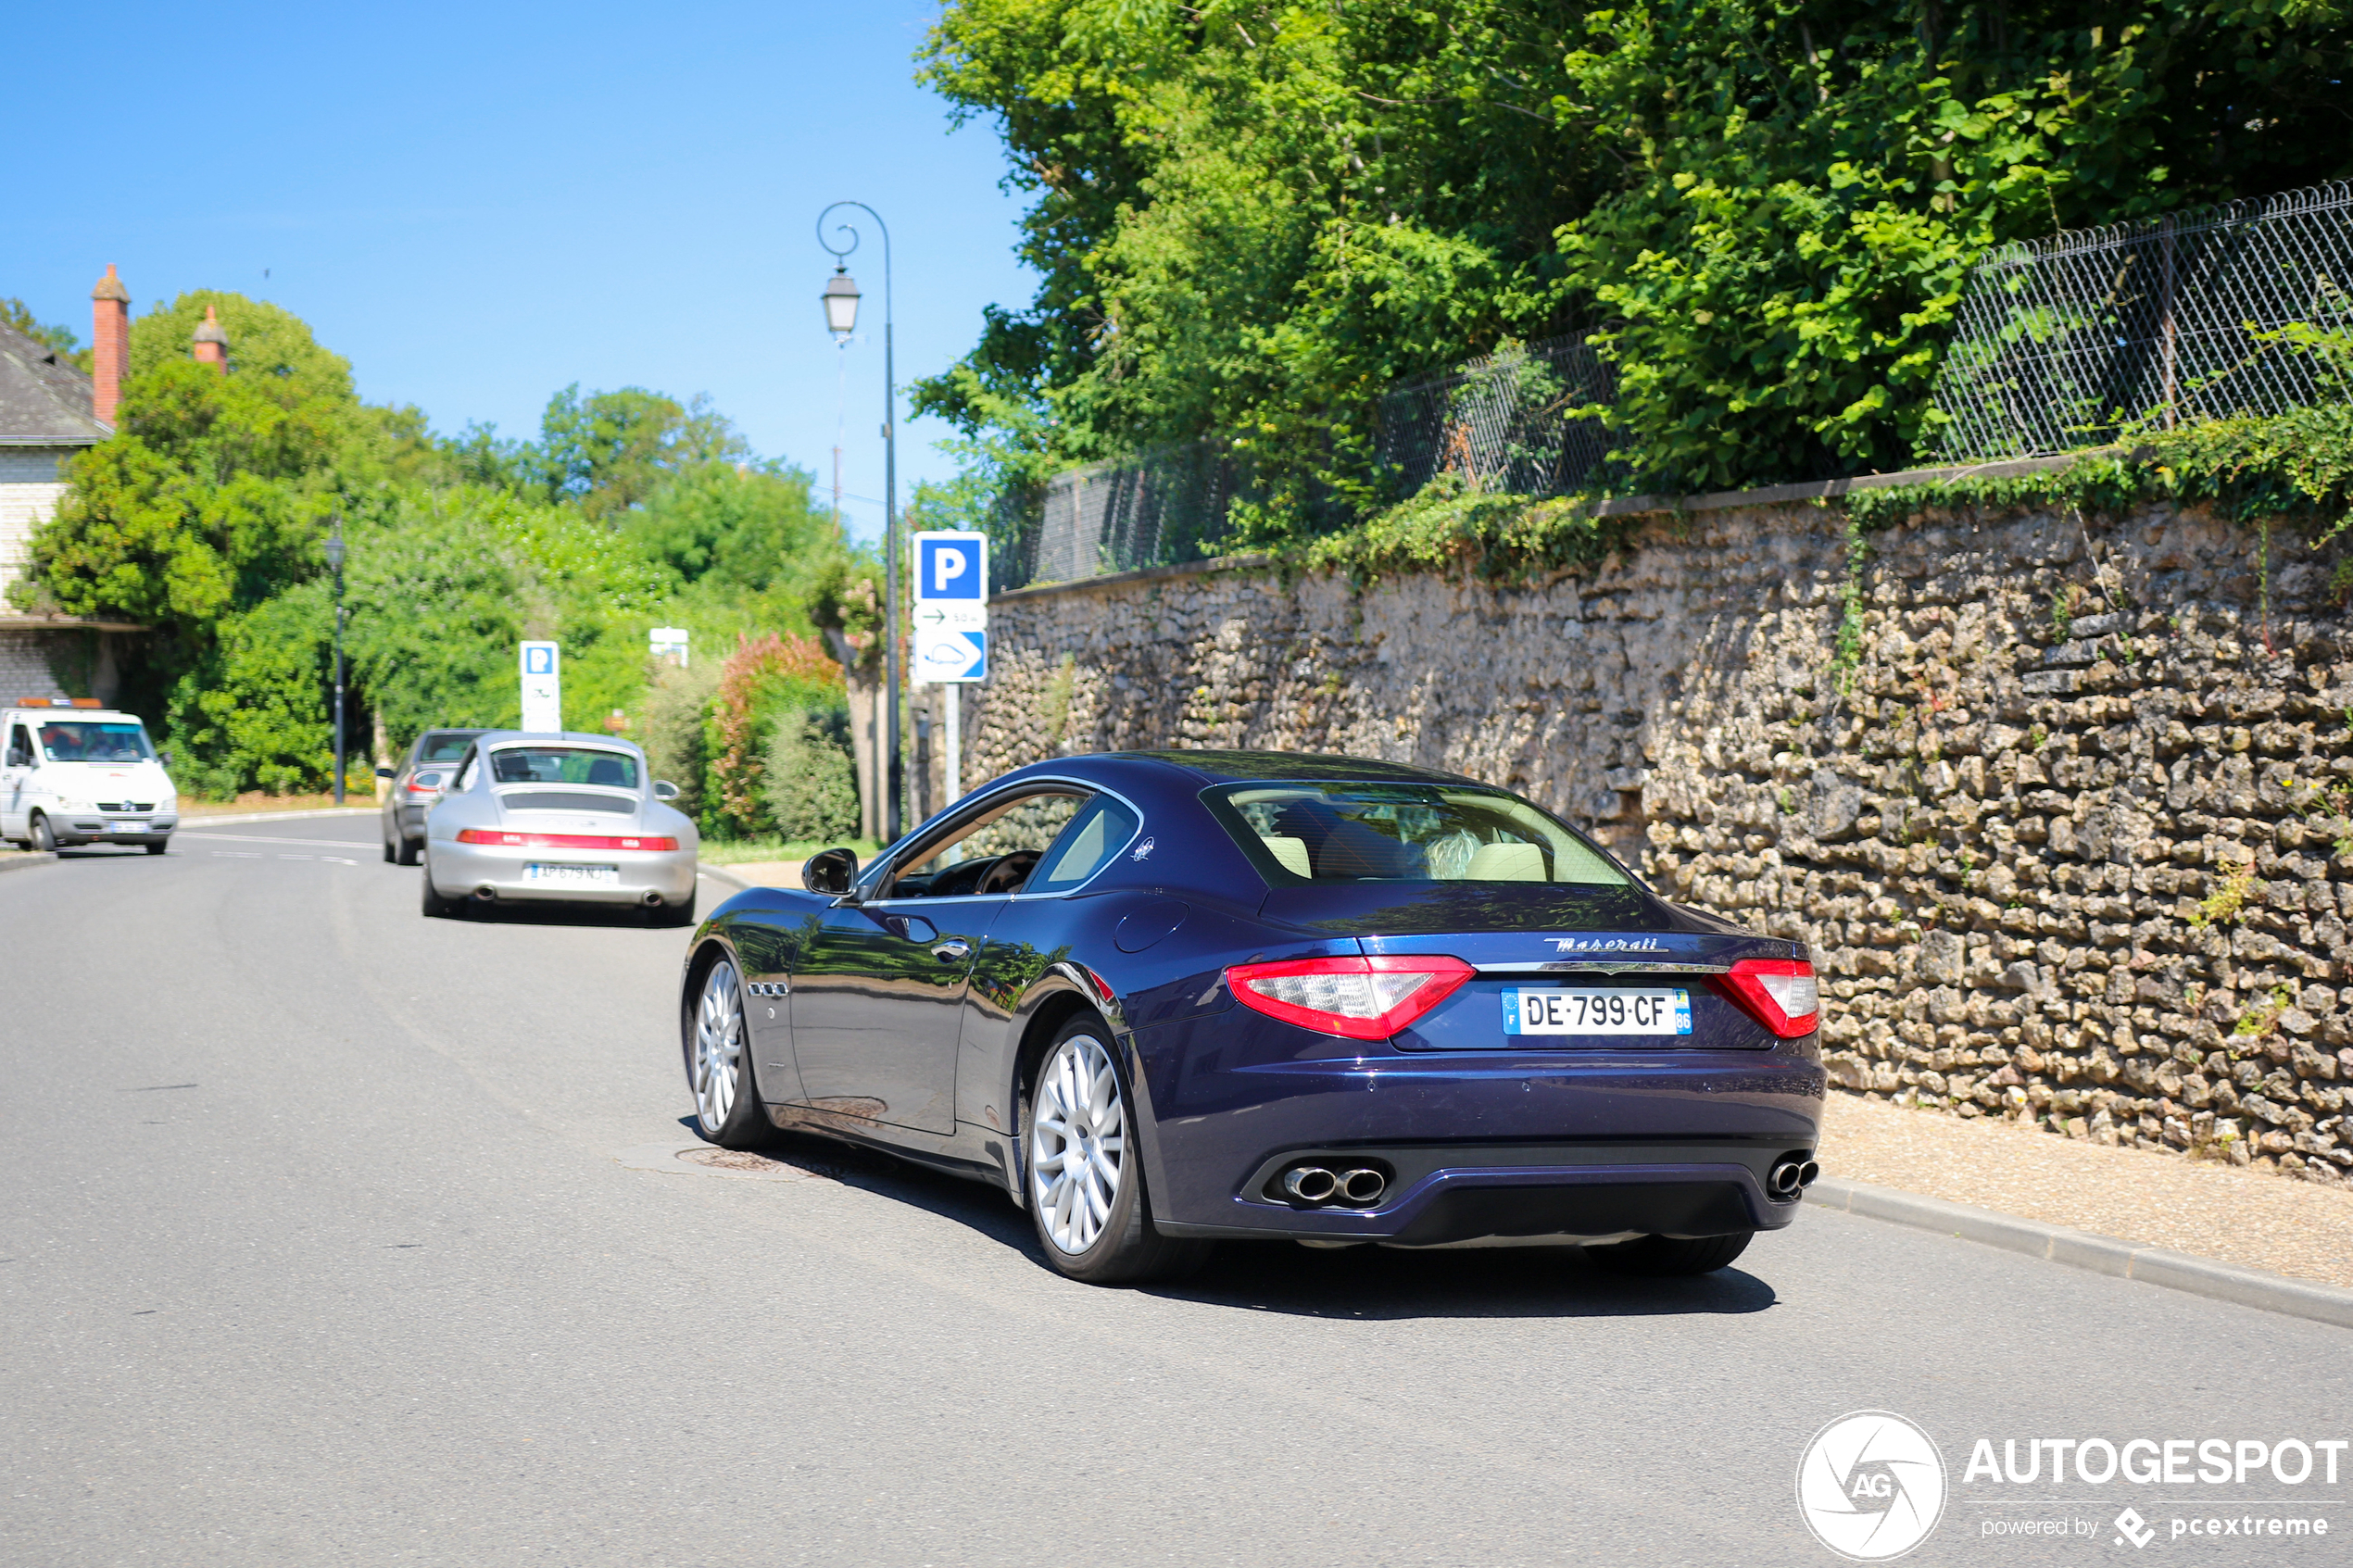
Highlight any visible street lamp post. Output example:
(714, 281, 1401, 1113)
(816, 201, 901, 841)
(324, 517, 346, 806)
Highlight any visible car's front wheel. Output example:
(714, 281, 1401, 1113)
(1588, 1232, 1753, 1276)
(688, 956, 764, 1148)
(29, 813, 55, 853)
(1023, 1015, 1207, 1286)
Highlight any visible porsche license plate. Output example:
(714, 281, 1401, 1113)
(523, 862, 620, 885)
(1503, 987, 1692, 1036)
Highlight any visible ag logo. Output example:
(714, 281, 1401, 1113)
(1796, 1411, 1946, 1561)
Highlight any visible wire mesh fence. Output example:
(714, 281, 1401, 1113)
(1933, 181, 2353, 461)
(1009, 333, 1621, 585)
(1021, 444, 1243, 588)
(1373, 332, 1621, 499)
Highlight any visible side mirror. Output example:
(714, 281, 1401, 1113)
(803, 847, 859, 897)
(652, 779, 679, 801)
(157, 749, 172, 768)
(374, 765, 396, 780)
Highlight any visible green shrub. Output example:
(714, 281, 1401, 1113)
(762, 708, 858, 844)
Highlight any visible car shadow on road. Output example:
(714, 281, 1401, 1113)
(450, 903, 678, 930)
(707, 1121, 1777, 1321)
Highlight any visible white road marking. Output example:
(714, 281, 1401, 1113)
(178, 832, 381, 848)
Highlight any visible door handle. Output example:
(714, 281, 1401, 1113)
(931, 938, 972, 962)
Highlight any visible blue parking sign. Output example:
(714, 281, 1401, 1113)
(916, 534, 985, 600)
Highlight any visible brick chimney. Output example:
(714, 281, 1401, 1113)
(90, 264, 130, 425)
(192, 304, 228, 371)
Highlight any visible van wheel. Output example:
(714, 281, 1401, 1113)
(145, 838, 169, 856)
(29, 813, 55, 852)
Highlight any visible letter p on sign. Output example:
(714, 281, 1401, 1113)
(916, 533, 986, 601)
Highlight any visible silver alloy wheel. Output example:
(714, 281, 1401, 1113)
(693, 960, 745, 1132)
(1029, 1031, 1127, 1254)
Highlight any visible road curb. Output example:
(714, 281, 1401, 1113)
(0, 852, 57, 875)
(697, 863, 750, 891)
(179, 806, 379, 827)
(1806, 1175, 2353, 1329)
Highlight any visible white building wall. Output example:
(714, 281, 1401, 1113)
(0, 447, 70, 608)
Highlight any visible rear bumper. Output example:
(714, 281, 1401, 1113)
(1155, 1140, 1808, 1245)
(1130, 1010, 1825, 1244)
(426, 836, 696, 904)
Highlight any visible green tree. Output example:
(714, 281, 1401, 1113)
(0, 298, 87, 370)
(535, 385, 748, 521)
(917, 0, 2353, 522)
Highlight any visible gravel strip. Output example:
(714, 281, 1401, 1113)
(1819, 1089, 2353, 1289)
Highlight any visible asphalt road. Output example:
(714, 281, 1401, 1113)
(4, 814, 2347, 1568)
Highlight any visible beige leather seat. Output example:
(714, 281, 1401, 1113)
(1466, 841, 1546, 882)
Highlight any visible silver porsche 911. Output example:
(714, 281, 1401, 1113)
(420, 731, 700, 925)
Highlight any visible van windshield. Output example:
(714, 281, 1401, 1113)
(1203, 781, 1631, 886)
(39, 722, 155, 763)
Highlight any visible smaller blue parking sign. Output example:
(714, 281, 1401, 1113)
(913, 628, 987, 682)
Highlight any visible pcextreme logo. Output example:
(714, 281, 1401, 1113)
(1798, 1411, 1949, 1562)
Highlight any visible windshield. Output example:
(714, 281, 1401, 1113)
(488, 746, 638, 790)
(38, 721, 156, 763)
(1203, 781, 1630, 886)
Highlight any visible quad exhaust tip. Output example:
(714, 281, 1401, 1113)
(1277, 1163, 1388, 1209)
(1768, 1155, 1821, 1200)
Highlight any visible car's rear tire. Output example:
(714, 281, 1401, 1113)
(381, 830, 396, 863)
(419, 853, 463, 919)
(1588, 1231, 1754, 1276)
(396, 834, 421, 867)
(688, 955, 765, 1148)
(29, 813, 55, 853)
(1022, 1014, 1208, 1286)
(648, 891, 697, 928)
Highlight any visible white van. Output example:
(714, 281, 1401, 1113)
(0, 701, 180, 854)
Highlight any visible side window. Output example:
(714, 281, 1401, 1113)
(6, 726, 31, 767)
(1029, 796, 1142, 894)
(885, 790, 1087, 898)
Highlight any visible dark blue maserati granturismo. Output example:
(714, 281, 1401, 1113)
(677, 750, 1824, 1285)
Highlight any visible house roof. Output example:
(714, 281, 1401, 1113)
(0, 320, 107, 445)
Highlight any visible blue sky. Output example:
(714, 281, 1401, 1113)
(4, 1, 1037, 544)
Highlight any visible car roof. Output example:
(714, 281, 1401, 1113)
(471, 730, 644, 753)
(1094, 749, 1485, 788)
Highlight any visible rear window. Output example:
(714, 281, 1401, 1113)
(1203, 782, 1630, 886)
(420, 732, 477, 762)
(488, 746, 638, 790)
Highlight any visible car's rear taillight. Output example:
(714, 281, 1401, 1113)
(1719, 958, 1820, 1038)
(456, 829, 677, 850)
(1226, 954, 1475, 1041)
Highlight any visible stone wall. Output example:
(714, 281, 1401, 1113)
(962, 499, 2353, 1184)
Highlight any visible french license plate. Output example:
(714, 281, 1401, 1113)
(1503, 987, 1692, 1036)
(119, 820, 146, 833)
(523, 862, 620, 885)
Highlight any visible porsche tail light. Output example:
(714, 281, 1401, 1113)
(1226, 954, 1475, 1041)
(1719, 958, 1820, 1038)
(457, 829, 677, 851)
